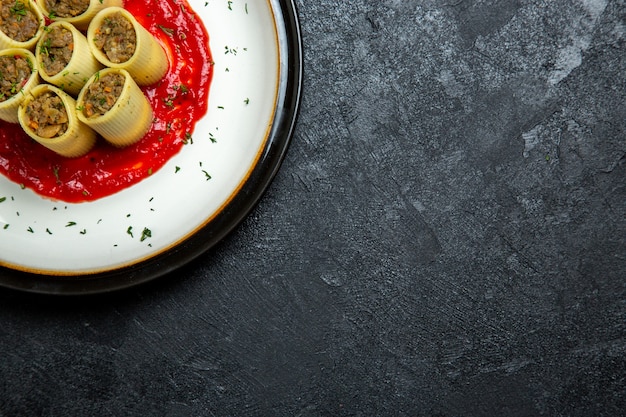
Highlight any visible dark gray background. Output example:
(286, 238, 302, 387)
(1, 0, 625, 415)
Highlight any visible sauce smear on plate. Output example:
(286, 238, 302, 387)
(0, 0, 213, 202)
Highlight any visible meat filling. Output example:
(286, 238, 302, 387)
(0, 54, 31, 102)
(39, 25, 73, 76)
(44, 0, 89, 18)
(93, 12, 136, 63)
(24, 91, 69, 138)
(0, 0, 40, 42)
(81, 72, 124, 117)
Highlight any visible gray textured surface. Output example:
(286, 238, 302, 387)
(1, 0, 625, 416)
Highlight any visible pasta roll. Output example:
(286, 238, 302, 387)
(18, 84, 96, 157)
(36, 21, 103, 95)
(0, 48, 39, 123)
(77, 68, 153, 147)
(0, 0, 45, 50)
(39, 0, 123, 31)
(88, 7, 168, 86)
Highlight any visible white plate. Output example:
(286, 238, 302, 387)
(0, 0, 302, 294)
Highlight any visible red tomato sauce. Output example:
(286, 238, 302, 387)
(0, 0, 213, 203)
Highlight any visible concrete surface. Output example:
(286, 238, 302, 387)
(1, 0, 624, 415)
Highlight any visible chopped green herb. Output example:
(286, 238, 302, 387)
(53, 166, 60, 183)
(175, 84, 189, 94)
(140, 227, 152, 242)
(40, 37, 52, 56)
(10, 1, 27, 22)
(158, 25, 175, 37)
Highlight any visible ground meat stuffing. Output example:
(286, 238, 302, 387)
(24, 91, 69, 138)
(0, 0, 40, 42)
(44, 0, 89, 18)
(82, 72, 124, 117)
(0, 54, 31, 102)
(39, 25, 73, 76)
(93, 12, 136, 63)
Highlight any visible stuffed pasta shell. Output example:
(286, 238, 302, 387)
(18, 84, 96, 157)
(0, 48, 39, 123)
(36, 21, 102, 95)
(0, 0, 45, 50)
(77, 68, 152, 147)
(40, 0, 123, 31)
(88, 7, 168, 86)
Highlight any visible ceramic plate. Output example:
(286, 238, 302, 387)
(0, 0, 302, 294)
